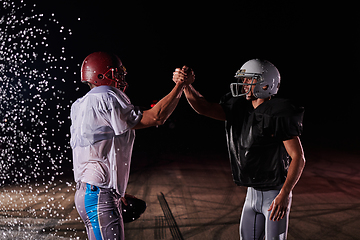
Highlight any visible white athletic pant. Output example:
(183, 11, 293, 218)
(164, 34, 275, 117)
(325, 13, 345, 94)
(240, 186, 292, 240)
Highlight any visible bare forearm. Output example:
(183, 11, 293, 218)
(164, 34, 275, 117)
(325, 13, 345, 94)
(184, 84, 206, 114)
(281, 137, 306, 195)
(152, 83, 184, 123)
(281, 155, 305, 195)
(184, 84, 226, 121)
(135, 82, 184, 129)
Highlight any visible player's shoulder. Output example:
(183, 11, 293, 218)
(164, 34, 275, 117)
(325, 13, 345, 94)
(267, 98, 293, 109)
(70, 94, 85, 111)
(89, 85, 116, 96)
(90, 85, 131, 104)
(265, 98, 304, 117)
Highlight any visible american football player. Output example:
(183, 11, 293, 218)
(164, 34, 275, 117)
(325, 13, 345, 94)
(173, 59, 305, 240)
(71, 52, 192, 240)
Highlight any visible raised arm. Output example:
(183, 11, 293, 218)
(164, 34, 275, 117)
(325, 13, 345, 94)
(183, 84, 226, 121)
(133, 74, 189, 129)
(172, 67, 225, 121)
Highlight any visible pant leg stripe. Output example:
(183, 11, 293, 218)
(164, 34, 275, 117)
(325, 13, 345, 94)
(84, 184, 102, 240)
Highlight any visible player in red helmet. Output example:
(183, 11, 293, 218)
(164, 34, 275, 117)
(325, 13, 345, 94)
(70, 52, 193, 240)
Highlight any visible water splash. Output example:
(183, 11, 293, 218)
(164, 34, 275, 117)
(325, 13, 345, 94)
(0, 0, 75, 184)
(0, 1, 81, 238)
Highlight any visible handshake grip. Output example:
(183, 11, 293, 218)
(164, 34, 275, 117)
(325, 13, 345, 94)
(173, 65, 195, 85)
(182, 66, 191, 74)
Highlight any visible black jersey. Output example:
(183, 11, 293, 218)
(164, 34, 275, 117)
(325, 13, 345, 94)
(220, 93, 304, 189)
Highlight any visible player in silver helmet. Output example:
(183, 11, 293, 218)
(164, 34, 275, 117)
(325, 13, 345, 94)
(173, 59, 305, 240)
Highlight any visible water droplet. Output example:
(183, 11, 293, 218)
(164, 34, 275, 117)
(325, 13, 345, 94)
(0, 1, 80, 237)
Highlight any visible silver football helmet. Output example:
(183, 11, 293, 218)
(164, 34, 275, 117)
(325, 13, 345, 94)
(230, 59, 281, 99)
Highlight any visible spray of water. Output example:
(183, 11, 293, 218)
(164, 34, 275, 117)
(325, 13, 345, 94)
(0, 1, 82, 239)
(0, 0, 76, 183)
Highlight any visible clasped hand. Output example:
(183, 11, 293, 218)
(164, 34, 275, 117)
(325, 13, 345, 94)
(173, 65, 195, 85)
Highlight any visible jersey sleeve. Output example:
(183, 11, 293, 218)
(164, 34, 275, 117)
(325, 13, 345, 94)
(107, 90, 143, 135)
(268, 99, 304, 141)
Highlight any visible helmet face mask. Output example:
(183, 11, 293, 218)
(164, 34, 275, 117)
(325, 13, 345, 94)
(231, 59, 281, 99)
(230, 72, 261, 97)
(100, 65, 128, 92)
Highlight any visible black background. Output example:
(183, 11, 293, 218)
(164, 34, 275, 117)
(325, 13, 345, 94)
(26, 0, 360, 160)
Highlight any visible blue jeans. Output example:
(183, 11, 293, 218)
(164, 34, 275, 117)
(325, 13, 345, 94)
(75, 182, 124, 240)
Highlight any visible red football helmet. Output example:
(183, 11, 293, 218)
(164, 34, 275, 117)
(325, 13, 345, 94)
(81, 52, 128, 91)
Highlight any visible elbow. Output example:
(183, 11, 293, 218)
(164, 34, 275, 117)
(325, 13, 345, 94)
(194, 109, 205, 116)
(299, 149, 306, 165)
(192, 103, 209, 116)
(301, 155, 306, 167)
(151, 106, 173, 126)
(153, 117, 167, 126)
(296, 154, 306, 170)
(140, 110, 168, 128)
(290, 153, 306, 172)
(151, 112, 168, 126)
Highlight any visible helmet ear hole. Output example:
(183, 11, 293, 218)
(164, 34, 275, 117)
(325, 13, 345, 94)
(262, 85, 269, 90)
(98, 74, 104, 79)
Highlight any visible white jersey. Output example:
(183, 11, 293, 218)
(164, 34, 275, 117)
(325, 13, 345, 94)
(70, 85, 142, 196)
